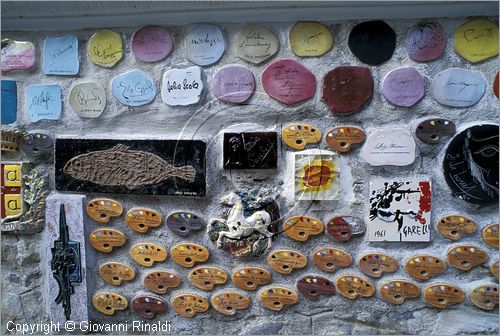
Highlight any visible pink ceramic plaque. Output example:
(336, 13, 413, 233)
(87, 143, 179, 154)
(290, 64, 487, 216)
(381, 67, 424, 107)
(1, 39, 36, 72)
(212, 65, 255, 104)
(132, 26, 173, 63)
(406, 22, 445, 62)
(261, 59, 316, 105)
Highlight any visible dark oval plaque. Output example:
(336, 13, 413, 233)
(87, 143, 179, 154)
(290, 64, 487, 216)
(296, 275, 336, 300)
(406, 22, 445, 62)
(166, 212, 205, 236)
(20, 132, 53, 158)
(348, 20, 396, 65)
(416, 119, 456, 144)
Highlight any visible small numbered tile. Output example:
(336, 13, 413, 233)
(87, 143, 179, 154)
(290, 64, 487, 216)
(494, 73, 499, 98)
(358, 253, 398, 278)
(335, 274, 375, 300)
(325, 126, 366, 153)
(380, 280, 420, 304)
(405, 255, 446, 281)
(415, 119, 456, 144)
(167, 212, 206, 236)
(447, 245, 488, 271)
(69, 81, 106, 119)
(348, 20, 396, 65)
(99, 262, 135, 286)
(26, 84, 62, 122)
(171, 242, 209, 267)
(235, 24, 279, 64)
(20, 132, 53, 158)
(381, 67, 424, 107)
(86, 198, 123, 223)
(362, 128, 416, 166)
(431, 68, 486, 108)
(232, 267, 272, 291)
(281, 124, 321, 150)
(406, 22, 445, 62)
(111, 70, 157, 106)
(258, 286, 298, 311)
(289, 21, 333, 57)
(189, 266, 228, 290)
(131, 295, 167, 319)
(454, 18, 499, 63)
(87, 29, 123, 68)
(283, 215, 324, 242)
(185, 23, 225, 66)
(130, 243, 168, 267)
(469, 284, 499, 310)
(481, 223, 499, 248)
(92, 292, 128, 316)
(211, 65, 255, 104)
(131, 26, 173, 63)
(211, 291, 250, 315)
(1, 38, 35, 72)
(312, 247, 352, 273)
(144, 270, 181, 294)
(126, 208, 162, 233)
(89, 229, 126, 253)
(423, 283, 465, 308)
(436, 215, 477, 240)
(296, 275, 336, 300)
(490, 259, 499, 280)
(267, 249, 307, 275)
(171, 294, 209, 318)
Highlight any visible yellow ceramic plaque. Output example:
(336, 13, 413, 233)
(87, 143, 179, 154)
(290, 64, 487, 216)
(289, 21, 333, 57)
(454, 18, 499, 63)
(87, 29, 123, 68)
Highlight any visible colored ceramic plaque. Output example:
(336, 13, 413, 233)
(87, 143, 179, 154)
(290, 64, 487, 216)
(380, 280, 420, 305)
(69, 81, 106, 118)
(166, 212, 205, 236)
(144, 270, 181, 294)
(26, 84, 62, 122)
(0, 163, 23, 220)
(470, 284, 499, 310)
(443, 124, 499, 205)
(326, 216, 366, 241)
(189, 266, 227, 290)
(258, 286, 298, 311)
(126, 208, 162, 233)
(336, 275, 375, 300)
(282, 124, 321, 150)
(20, 132, 53, 158)
(86, 198, 123, 223)
(369, 178, 432, 242)
(111, 70, 156, 106)
(161, 66, 203, 106)
(431, 68, 486, 107)
(92, 292, 128, 316)
(232, 267, 272, 291)
(325, 126, 366, 153)
(223, 132, 278, 169)
(89, 228, 126, 253)
(235, 24, 278, 64)
(415, 119, 455, 144)
(405, 255, 446, 281)
(1, 38, 35, 72)
(436, 215, 477, 240)
(348, 20, 396, 65)
(261, 59, 316, 105)
(423, 283, 464, 308)
(87, 29, 123, 68)
(362, 128, 416, 166)
(454, 18, 499, 63)
(171, 242, 209, 267)
(406, 22, 445, 62)
(130, 243, 168, 267)
(381, 67, 424, 107)
(358, 253, 398, 278)
(494, 73, 499, 98)
(267, 249, 307, 275)
(1, 80, 17, 124)
(447, 245, 488, 271)
(1, 129, 23, 153)
(289, 21, 333, 57)
(131, 26, 173, 63)
(312, 247, 352, 273)
(171, 294, 209, 318)
(296, 275, 335, 300)
(211, 291, 250, 315)
(43, 35, 79, 75)
(283, 215, 324, 241)
(99, 262, 135, 286)
(211, 65, 255, 103)
(482, 223, 499, 248)
(131, 296, 167, 319)
(490, 259, 499, 280)
(185, 23, 225, 66)
(55, 139, 206, 196)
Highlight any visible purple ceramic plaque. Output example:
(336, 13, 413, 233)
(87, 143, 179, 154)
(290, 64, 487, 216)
(261, 59, 316, 105)
(212, 65, 255, 104)
(381, 67, 425, 107)
(132, 26, 173, 63)
(406, 22, 445, 62)
(1, 39, 36, 72)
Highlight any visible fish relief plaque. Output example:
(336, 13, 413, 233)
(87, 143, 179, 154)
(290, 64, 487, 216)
(288, 21, 333, 57)
(55, 139, 206, 196)
(1, 38, 35, 72)
(185, 23, 225, 66)
(26, 84, 62, 122)
(223, 132, 278, 169)
(235, 24, 279, 64)
(454, 18, 499, 63)
(161, 66, 203, 106)
(131, 26, 173, 63)
(431, 68, 486, 107)
(406, 22, 445, 62)
(369, 178, 431, 242)
(211, 65, 255, 104)
(43, 35, 79, 75)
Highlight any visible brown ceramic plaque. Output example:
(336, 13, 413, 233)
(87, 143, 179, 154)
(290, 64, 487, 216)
(358, 253, 398, 278)
(380, 280, 420, 304)
(416, 119, 456, 144)
(171, 294, 209, 317)
(258, 286, 298, 311)
(296, 275, 336, 300)
(312, 247, 352, 272)
(405, 255, 446, 281)
(325, 216, 351, 241)
(126, 207, 162, 233)
(210, 291, 250, 315)
(490, 259, 499, 280)
(189, 266, 228, 290)
(131, 295, 167, 319)
(481, 223, 499, 248)
(267, 249, 307, 275)
(283, 215, 324, 242)
(144, 270, 181, 294)
(130, 243, 167, 267)
(447, 245, 488, 271)
(436, 214, 477, 240)
(86, 198, 123, 223)
(469, 284, 499, 310)
(336, 274, 375, 300)
(232, 267, 272, 291)
(281, 124, 321, 150)
(92, 292, 128, 316)
(325, 126, 366, 153)
(89, 229, 126, 253)
(99, 262, 135, 286)
(171, 242, 209, 267)
(423, 283, 465, 308)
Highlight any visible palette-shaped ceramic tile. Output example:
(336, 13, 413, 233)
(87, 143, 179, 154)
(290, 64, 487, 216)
(381, 67, 424, 107)
(111, 70, 156, 106)
(261, 59, 316, 105)
(380, 280, 420, 304)
(99, 262, 135, 286)
(144, 270, 181, 294)
(447, 245, 488, 271)
(358, 253, 398, 278)
(20, 132, 53, 158)
(283, 215, 323, 242)
(289, 21, 333, 57)
(415, 119, 455, 144)
(131, 295, 167, 319)
(92, 292, 128, 316)
(130, 243, 167, 267)
(211, 291, 250, 315)
(69, 81, 106, 118)
(232, 267, 272, 291)
(325, 126, 366, 153)
(267, 249, 307, 275)
(55, 139, 206, 196)
(469, 284, 499, 310)
(26, 84, 62, 122)
(86, 198, 123, 223)
(259, 287, 298, 311)
(171, 242, 209, 267)
(87, 29, 123, 68)
(132, 26, 173, 63)
(89, 228, 126, 253)
(312, 247, 352, 273)
(348, 20, 396, 65)
(126, 208, 162, 233)
(362, 128, 416, 166)
(368, 178, 431, 242)
(189, 266, 227, 290)
(1, 163, 23, 221)
(296, 275, 335, 300)
(490, 259, 499, 279)
(166, 212, 205, 236)
(211, 65, 255, 103)
(282, 124, 321, 150)
(185, 23, 225, 66)
(431, 68, 486, 107)
(1, 80, 17, 124)
(336, 275, 375, 300)
(405, 255, 446, 281)
(482, 223, 499, 248)
(436, 215, 477, 240)
(454, 18, 499, 63)
(443, 124, 498, 205)
(326, 216, 366, 241)
(406, 22, 445, 62)
(171, 294, 209, 317)
(161, 66, 203, 106)
(235, 24, 278, 64)
(423, 283, 464, 308)
(223, 132, 277, 169)
(494, 73, 499, 98)
(43, 35, 79, 75)
(1, 39, 35, 72)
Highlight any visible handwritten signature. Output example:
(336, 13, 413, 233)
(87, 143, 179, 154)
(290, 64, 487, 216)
(166, 79, 200, 93)
(118, 81, 154, 99)
(29, 91, 54, 110)
(76, 88, 102, 106)
(190, 34, 222, 47)
(93, 43, 121, 60)
(49, 43, 74, 68)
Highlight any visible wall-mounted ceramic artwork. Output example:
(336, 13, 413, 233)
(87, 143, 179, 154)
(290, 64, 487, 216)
(454, 17, 499, 63)
(26, 84, 62, 122)
(69, 81, 106, 118)
(381, 67, 424, 107)
(289, 21, 333, 57)
(1, 80, 16, 124)
(185, 23, 225, 66)
(211, 65, 255, 104)
(348, 20, 396, 65)
(223, 132, 277, 169)
(406, 22, 445, 62)
(161, 66, 203, 106)
(1, 38, 35, 72)
(43, 35, 79, 75)
(431, 68, 486, 107)
(131, 26, 173, 62)
(111, 70, 156, 106)
(235, 24, 278, 64)
(87, 29, 123, 68)
(362, 128, 416, 166)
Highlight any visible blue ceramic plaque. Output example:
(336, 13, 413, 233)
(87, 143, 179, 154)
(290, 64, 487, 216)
(43, 36, 79, 75)
(1, 80, 17, 124)
(26, 84, 62, 122)
(111, 70, 157, 106)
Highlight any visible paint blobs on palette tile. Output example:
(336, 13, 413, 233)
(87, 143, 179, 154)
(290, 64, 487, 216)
(20, 132, 53, 158)
(335, 275, 375, 300)
(166, 212, 205, 236)
(380, 280, 420, 305)
(282, 124, 321, 150)
(436, 215, 477, 240)
(405, 255, 446, 281)
(447, 245, 488, 271)
(267, 249, 307, 275)
(415, 119, 455, 144)
(348, 20, 396, 65)
(312, 247, 352, 273)
(131, 295, 167, 319)
(469, 284, 499, 311)
(490, 259, 499, 280)
(406, 22, 445, 62)
(325, 126, 366, 153)
(126, 208, 162, 233)
(43, 35, 79, 75)
(423, 283, 464, 308)
(112, 70, 156, 106)
(381, 67, 424, 107)
(236, 24, 279, 64)
(185, 23, 225, 66)
(69, 81, 106, 118)
(296, 275, 335, 300)
(161, 66, 203, 106)
(211, 65, 255, 104)
(289, 21, 333, 57)
(92, 292, 128, 316)
(86, 198, 123, 223)
(1, 39, 35, 72)
(1, 80, 17, 124)
(132, 26, 173, 63)
(431, 68, 486, 107)
(258, 286, 298, 311)
(358, 253, 398, 278)
(171, 294, 209, 318)
(144, 270, 181, 295)
(232, 267, 272, 291)
(87, 29, 123, 68)
(99, 262, 135, 286)
(283, 215, 324, 242)
(130, 243, 168, 267)
(26, 84, 62, 122)
(89, 228, 126, 253)
(188, 266, 227, 290)
(481, 223, 499, 248)
(454, 17, 499, 63)
(171, 242, 209, 267)
(211, 291, 250, 315)
(362, 128, 416, 166)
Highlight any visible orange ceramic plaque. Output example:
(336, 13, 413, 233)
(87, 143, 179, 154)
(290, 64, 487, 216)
(380, 280, 420, 304)
(405, 255, 446, 281)
(447, 245, 488, 271)
(86, 198, 123, 223)
(92, 292, 128, 315)
(436, 215, 477, 240)
(188, 266, 228, 290)
(171, 242, 210, 267)
(490, 259, 499, 280)
(126, 207, 162, 233)
(325, 126, 366, 153)
(143, 270, 181, 294)
(481, 223, 499, 248)
(89, 228, 126, 253)
(281, 124, 321, 150)
(357, 253, 398, 278)
(267, 249, 307, 275)
(283, 215, 324, 241)
(171, 294, 209, 317)
(99, 262, 135, 286)
(336, 274, 375, 300)
(211, 291, 250, 315)
(423, 283, 465, 308)
(130, 243, 167, 267)
(258, 286, 298, 311)
(469, 284, 499, 310)
(312, 247, 352, 272)
(232, 266, 272, 291)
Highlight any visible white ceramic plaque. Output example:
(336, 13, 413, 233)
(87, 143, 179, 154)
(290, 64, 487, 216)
(431, 68, 486, 107)
(185, 23, 225, 66)
(69, 81, 106, 118)
(161, 66, 203, 106)
(362, 128, 416, 166)
(235, 24, 279, 64)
